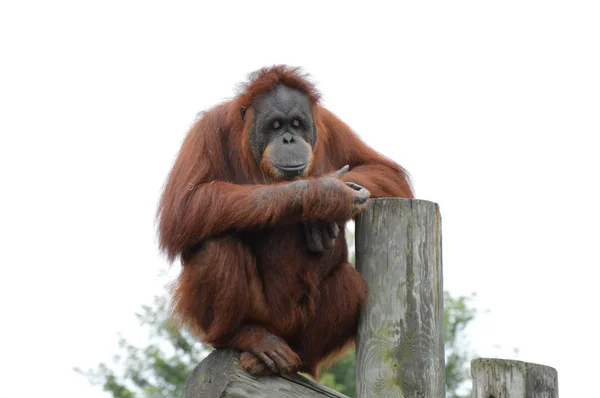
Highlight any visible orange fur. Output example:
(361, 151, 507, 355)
(157, 65, 414, 376)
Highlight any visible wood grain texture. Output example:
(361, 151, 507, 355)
(355, 198, 445, 398)
(184, 349, 349, 398)
(471, 358, 559, 398)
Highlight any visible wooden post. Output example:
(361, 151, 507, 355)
(471, 358, 559, 397)
(184, 349, 349, 398)
(355, 198, 445, 398)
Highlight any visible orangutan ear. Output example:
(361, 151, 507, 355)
(240, 106, 247, 120)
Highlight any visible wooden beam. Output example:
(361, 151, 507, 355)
(355, 198, 446, 397)
(184, 349, 349, 398)
(471, 358, 559, 397)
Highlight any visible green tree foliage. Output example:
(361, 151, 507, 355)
(78, 292, 476, 398)
(79, 230, 477, 397)
(443, 292, 477, 398)
(75, 295, 208, 398)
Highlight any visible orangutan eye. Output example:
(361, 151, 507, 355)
(292, 119, 300, 127)
(272, 120, 281, 129)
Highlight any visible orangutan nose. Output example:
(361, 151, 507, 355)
(282, 133, 295, 144)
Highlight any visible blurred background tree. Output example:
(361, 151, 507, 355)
(78, 231, 477, 398)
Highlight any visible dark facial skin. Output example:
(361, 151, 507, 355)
(248, 85, 317, 180)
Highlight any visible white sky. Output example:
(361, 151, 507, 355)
(1, 1, 598, 397)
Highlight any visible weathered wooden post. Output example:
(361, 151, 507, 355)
(184, 349, 348, 397)
(355, 198, 445, 398)
(471, 358, 559, 398)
